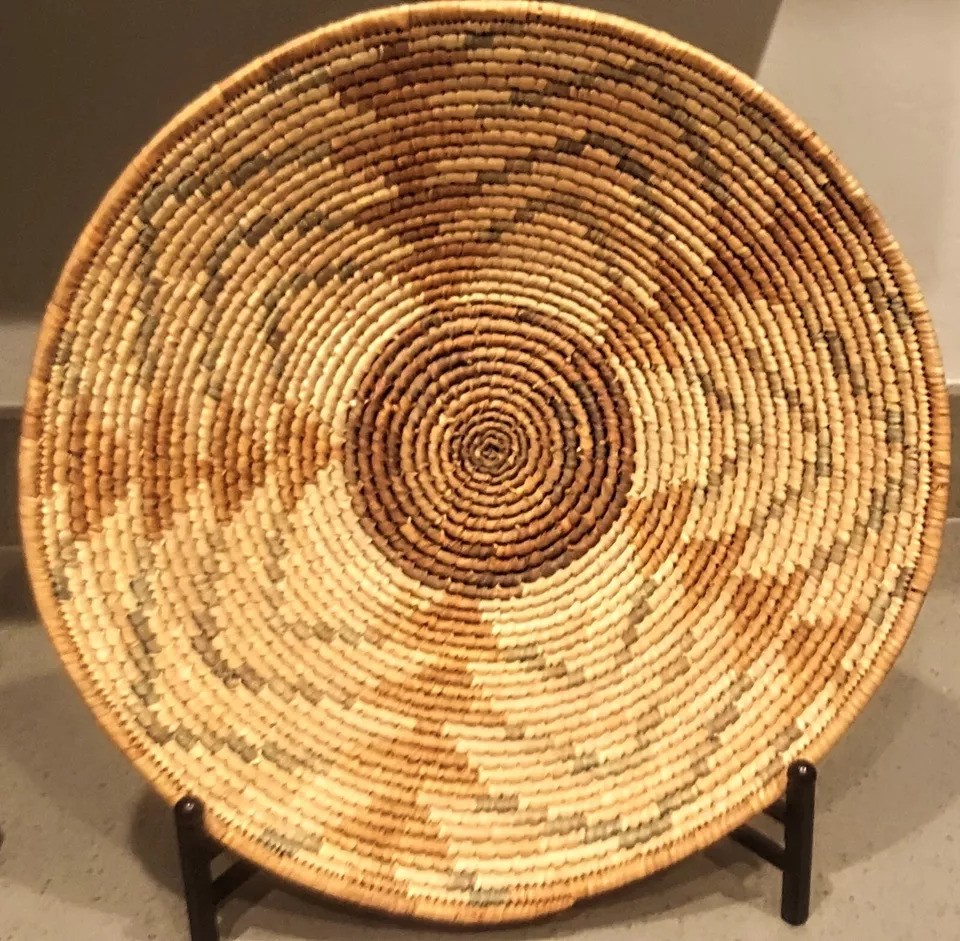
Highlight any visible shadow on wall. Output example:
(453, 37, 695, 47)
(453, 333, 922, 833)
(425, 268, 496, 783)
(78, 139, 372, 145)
(0, 419, 21, 555)
(0, 0, 781, 321)
(0, 549, 36, 621)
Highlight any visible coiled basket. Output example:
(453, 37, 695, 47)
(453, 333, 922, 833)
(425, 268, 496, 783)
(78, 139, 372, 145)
(20, 0, 949, 924)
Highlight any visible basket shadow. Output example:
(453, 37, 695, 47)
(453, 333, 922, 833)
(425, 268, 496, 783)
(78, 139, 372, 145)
(0, 549, 37, 622)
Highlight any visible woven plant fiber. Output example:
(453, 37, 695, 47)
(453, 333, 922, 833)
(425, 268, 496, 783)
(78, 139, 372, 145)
(20, 0, 949, 924)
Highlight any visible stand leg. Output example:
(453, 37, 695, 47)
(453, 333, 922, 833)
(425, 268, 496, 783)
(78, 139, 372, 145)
(780, 760, 816, 926)
(175, 797, 221, 941)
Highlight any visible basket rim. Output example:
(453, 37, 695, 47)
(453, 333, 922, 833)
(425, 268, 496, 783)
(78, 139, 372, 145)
(18, 0, 951, 923)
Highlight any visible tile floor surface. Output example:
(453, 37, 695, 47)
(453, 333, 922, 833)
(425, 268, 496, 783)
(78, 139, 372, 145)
(1, 526, 958, 941)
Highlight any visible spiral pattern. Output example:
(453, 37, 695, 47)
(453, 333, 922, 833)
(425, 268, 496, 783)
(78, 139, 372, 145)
(345, 307, 635, 591)
(19, 0, 948, 925)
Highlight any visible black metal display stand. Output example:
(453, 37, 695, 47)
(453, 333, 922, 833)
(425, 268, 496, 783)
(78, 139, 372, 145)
(174, 759, 817, 941)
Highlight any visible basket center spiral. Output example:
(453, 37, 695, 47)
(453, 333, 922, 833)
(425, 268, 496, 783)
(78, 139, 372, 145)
(344, 305, 636, 593)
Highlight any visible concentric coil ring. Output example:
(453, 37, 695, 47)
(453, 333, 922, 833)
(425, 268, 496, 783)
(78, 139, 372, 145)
(344, 307, 636, 591)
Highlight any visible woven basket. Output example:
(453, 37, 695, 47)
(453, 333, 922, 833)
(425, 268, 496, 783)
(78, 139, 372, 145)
(20, 0, 949, 924)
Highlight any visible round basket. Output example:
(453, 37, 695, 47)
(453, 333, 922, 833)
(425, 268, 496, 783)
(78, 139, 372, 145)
(20, 0, 949, 924)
